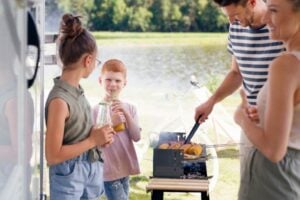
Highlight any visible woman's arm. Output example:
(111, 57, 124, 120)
(235, 54, 299, 162)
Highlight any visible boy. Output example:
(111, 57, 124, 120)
(92, 59, 141, 200)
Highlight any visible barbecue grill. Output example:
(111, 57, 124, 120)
(153, 131, 209, 179)
(148, 129, 210, 200)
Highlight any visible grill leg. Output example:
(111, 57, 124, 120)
(201, 191, 209, 200)
(152, 190, 163, 200)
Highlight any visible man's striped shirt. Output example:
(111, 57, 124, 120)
(228, 23, 285, 105)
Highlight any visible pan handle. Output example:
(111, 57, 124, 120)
(184, 114, 202, 144)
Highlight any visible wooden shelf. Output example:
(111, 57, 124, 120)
(146, 178, 209, 192)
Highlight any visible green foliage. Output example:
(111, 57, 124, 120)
(127, 6, 152, 31)
(150, 0, 171, 31)
(111, 0, 127, 27)
(88, 0, 127, 30)
(56, 0, 94, 25)
(197, 0, 228, 32)
(58, 0, 93, 15)
(46, 0, 229, 32)
(206, 75, 221, 92)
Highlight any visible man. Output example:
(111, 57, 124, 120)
(194, 0, 284, 171)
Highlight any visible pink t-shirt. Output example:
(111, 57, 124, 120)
(92, 102, 141, 181)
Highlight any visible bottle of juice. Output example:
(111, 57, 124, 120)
(110, 94, 126, 132)
(113, 120, 125, 132)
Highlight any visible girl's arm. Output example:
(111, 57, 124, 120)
(46, 98, 114, 165)
(235, 54, 299, 162)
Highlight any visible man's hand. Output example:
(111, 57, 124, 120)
(194, 99, 214, 124)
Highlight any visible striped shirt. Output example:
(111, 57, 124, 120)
(228, 23, 285, 105)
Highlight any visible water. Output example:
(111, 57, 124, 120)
(94, 44, 229, 91)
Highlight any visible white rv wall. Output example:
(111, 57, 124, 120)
(0, 0, 42, 199)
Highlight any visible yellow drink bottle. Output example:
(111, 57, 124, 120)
(110, 96, 126, 132)
(113, 122, 125, 132)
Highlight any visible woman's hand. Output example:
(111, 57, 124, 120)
(247, 106, 260, 123)
(234, 89, 260, 125)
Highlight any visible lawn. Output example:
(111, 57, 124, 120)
(93, 32, 227, 46)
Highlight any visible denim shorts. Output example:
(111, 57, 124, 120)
(104, 176, 129, 200)
(49, 151, 104, 200)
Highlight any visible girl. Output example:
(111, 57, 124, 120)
(45, 14, 115, 200)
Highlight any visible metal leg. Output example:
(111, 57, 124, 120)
(152, 190, 164, 200)
(201, 192, 209, 200)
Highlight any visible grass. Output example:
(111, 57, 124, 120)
(93, 32, 228, 46)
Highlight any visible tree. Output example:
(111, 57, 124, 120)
(150, 0, 171, 31)
(51, 0, 228, 32)
(88, 0, 128, 30)
(168, 4, 183, 31)
(127, 6, 152, 31)
(196, 0, 228, 32)
(111, 0, 128, 28)
(179, 0, 201, 31)
(57, 0, 94, 25)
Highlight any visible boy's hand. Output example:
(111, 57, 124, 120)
(111, 100, 128, 120)
(111, 112, 126, 127)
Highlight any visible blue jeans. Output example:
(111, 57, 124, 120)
(49, 152, 104, 200)
(104, 176, 129, 200)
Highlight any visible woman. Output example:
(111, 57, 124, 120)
(234, 0, 300, 199)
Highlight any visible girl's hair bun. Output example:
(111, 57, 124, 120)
(57, 13, 96, 67)
(60, 13, 84, 38)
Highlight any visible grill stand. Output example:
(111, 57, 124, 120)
(146, 178, 210, 200)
